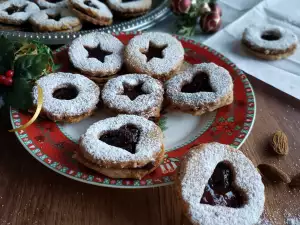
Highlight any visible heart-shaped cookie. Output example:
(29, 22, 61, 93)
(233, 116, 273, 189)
(176, 143, 265, 225)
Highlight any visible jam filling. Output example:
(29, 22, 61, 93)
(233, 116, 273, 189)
(122, 0, 138, 2)
(122, 83, 145, 100)
(85, 45, 112, 63)
(6, 5, 27, 15)
(200, 162, 246, 208)
(84, 0, 98, 9)
(99, 124, 140, 154)
(48, 14, 61, 21)
(261, 30, 281, 41)
(53, 86, 79, 100)
(142, 42, 167, 62)
(46, 0, 64, 3)
(181, 72, 213, 93)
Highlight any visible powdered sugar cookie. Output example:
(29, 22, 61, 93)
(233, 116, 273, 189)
(69, 0, 113, 26)
(165, 63, 233, 116)
(0, 0, 39, 25)
(102, 74, 164, 119)
(124, 32, 184, 81)
(32, 72, 100, 123)
(242, 24, 298, 60)
(30, 8, 82, 32)
(106, 0, 152, 17)
(176, 142, 265, 225)
(68, 32, 124, 77)
(35, 0, 67, 9)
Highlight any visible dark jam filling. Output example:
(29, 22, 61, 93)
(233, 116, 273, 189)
(99, 124, 140, 154)
(122, 83, 145, 100)
(46, 0, 64, 3)
(200, 162, 246, 208)
(84, 45, 112, 63)
(84, 0, 98, 9)
(53, 86, 79, 100)
(48, 14, 61, 21)
(261, 30, 281, 41)
(181, 72, 213, 93)
(6, 5, 27, 15)
(142, 42, 167, 62)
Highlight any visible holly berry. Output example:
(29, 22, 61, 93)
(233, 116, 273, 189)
(171, 0, 192, 14)
(0, 76, 6, 84)
(5, 70, 14, 78)
(200, 12, 222, 33)
(3, 77, 13, 86)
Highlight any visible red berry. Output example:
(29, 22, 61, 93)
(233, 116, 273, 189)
(3, 77, 13, 86)
(5, 70, 14, 78)
(0, 76, 6, 84)
(200, 12, 222, 33)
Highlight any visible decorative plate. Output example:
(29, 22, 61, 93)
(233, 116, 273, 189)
(0, 0, 170, 45)
(10, 32, 256, 188)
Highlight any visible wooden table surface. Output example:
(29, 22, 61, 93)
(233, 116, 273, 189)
(0, 75, 299, 225)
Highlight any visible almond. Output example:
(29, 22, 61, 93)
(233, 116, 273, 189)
(270, 130, 289, 156)
(289, 173, 300, 188)
(258, 164, 291, 183)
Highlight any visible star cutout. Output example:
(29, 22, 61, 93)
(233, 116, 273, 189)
(122, 83, 145, 100)
(5, 5, 27, 15)
(142, 42, 167, 62)
(181, 72, 213, 93)
(84, 45, 112, 63)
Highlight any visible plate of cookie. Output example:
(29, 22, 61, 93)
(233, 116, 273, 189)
(0, 0, 170, 44)
(10, 31, 256, 188)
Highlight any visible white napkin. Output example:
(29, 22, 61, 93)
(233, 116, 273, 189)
(204, 0, 300, 99)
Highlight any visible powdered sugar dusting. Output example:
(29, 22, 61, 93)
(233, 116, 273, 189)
(179, 143, 265, 225)
(166, 63, 233, 106)
(69, 32, 124, 76)
(32, 72, 100, 117)
(70, 0, 112, 18)
(102, 74, 164, 118)
(125, 32, 184, 78)
(243, 24, 298, 50)
(80, 115, 163, 166)
(36, 0, 67, 9)
(107, 0, 151, 11)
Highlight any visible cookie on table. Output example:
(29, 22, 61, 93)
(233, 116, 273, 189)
(30, 8, 82, 32)
(76, 115, 164, 180)
(0, 0, 39, 25)
(176, 142, 265, 225)
(242, 24, 298, 60)
(124, 32, 185, 82)
(106, 0, 152, 18)
(165, 63, 233, 116)
(32, 72, 100, 123)
(68, 32, 124, 77)
(69, 0, 113, 26)
(35, 0, 68, 9)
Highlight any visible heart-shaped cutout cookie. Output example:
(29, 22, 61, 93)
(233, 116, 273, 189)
(181, 72, 213, 93)
(200, 161, 246, 208)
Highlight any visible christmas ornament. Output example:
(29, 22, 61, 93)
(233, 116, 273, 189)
(171, 0, 192, 14)
(200, 11, 221, 33)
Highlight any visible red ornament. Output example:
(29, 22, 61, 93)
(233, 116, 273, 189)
(3, 77, 13, 86)
(209, 3, 222, 16)
(0, 75, 6, 84)
(171, 0, 191, 14)
(200, 12, 222, 33)
(5, 70, 14, 78)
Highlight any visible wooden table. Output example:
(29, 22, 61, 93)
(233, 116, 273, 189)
(0, 75, 299, 225)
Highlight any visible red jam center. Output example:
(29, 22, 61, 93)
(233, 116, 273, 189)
(6, 5, 26, 15)
(142, 42, 167, 62)
(84, 0, 98, 9)
(99, 124, 140, 154)
(46, 0, 64, 3)
(261, 30, 281, 41)
(122, 83, 146, 101)
(85, 45, 112, 63)
(181, 72, 213, 93)
(53, 86, 79, 100)
(200, 162, 246, 208)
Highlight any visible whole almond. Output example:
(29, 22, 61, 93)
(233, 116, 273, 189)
(270, 130, 289, 156)
(289, 173, 300, 188)
(258, 164, 291, 183)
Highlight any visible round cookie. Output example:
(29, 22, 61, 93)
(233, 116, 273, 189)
(30, 8, 82, 32)
(102, 74, 164, 119)
(68, 32, 124, 77)
(242, 24, 298, 60)
(165, 63, 233, 116)
(32, 72, 100, 123)
(69, 0, 113, 26)
(176, 142, 265, 225)
(124, 32, 185, 81)
(0, 0, 40, 25)
(106, 0, 152, 17)
(35, 0, 68, 9)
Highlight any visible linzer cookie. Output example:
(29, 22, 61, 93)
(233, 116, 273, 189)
(124, 32, 184, 81)
(102, 74, 164, 119)
(176, 143, 265, 225)
(35, 0, 68, 9)
(165, 63, 233, 116)
(69, 0, 113, 26)
(32, 72, 100, 123)
(76, 115, 164, 179)
(68, 32, 124, 77)
(242, 24, 298, 60)
(106, 0, 152, 18)
(30, 8, 82, 32)
(0, 0, 40, 25)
